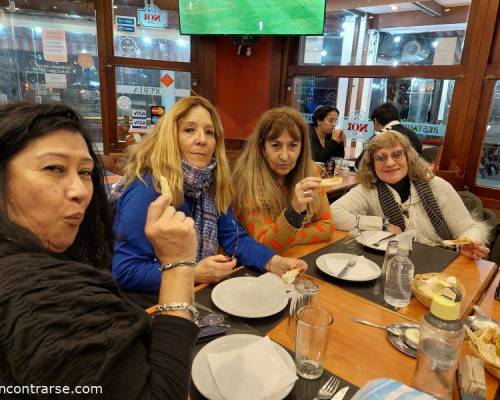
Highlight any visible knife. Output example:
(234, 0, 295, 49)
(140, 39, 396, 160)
(331, 386, 349, 400)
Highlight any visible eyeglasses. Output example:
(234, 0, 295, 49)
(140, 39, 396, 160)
(373, 150, 405, 164)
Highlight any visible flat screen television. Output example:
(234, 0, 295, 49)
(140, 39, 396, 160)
(179, 0, 326, 35)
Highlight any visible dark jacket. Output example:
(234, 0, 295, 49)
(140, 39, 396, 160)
(355, 123, 423, 168)
(309, 125, 345, 163)
(0, 249, 198, 399)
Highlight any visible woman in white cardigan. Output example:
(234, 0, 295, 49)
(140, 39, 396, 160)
(331, 130, 490, 260)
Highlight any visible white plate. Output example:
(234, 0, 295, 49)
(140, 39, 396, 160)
(316, 253, 381, 281)
(192, 334, 295, 400)
(356, 230, 399, 251)
(211, 276, 288, 318)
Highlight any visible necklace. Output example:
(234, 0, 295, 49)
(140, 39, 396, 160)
(399, 192, 411, 218)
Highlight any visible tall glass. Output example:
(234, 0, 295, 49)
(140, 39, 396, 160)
(288, 280, 319, 338)
(295, 306, 333, 379)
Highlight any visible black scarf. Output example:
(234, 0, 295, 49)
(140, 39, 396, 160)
(376, 179, 452, 240)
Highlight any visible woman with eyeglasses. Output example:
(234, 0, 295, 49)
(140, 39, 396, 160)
(309, 105, 345, 163)
(232, 107, 333, 252)
(331, 130, 490, 260)
(112, 96, 307, 294)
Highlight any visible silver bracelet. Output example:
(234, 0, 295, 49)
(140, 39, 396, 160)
(155, 302, 199, 324)
(158, 260, 197, 272)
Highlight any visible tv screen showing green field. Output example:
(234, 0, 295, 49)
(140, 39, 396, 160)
(179, 0, 326, 35)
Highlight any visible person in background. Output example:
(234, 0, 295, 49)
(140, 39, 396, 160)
(113, 96, 306, 293)
(309, 105, 345, 163)
(232, 107, 334, 252)
(0, 102, 199, 399)
(355, 102, 422, 169)
(331, 130, 490, 260)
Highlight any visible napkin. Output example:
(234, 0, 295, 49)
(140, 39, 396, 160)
(361, 231, 395, 246)
(206, 336, 297, 400)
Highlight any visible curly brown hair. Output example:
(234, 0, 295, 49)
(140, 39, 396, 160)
(357, 130, 432, 188)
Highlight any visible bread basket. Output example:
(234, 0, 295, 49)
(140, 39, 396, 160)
(411, 272, 465, 308)
(464, 325, 500, 379)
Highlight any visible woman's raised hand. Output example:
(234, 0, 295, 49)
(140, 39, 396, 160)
(291, 177, 321, 214)
(145, 194, 197, 265)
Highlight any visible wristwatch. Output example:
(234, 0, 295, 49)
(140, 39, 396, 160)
(382, 218, 390, 231)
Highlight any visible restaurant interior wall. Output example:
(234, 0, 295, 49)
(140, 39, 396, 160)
(215, 36, 274, 140)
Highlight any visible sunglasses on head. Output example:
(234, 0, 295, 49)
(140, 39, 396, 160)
(372, 149, 405, 163)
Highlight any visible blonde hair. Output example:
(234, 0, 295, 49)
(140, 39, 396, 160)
(232, 106, 321, 217)
(123, 96, 232, 212)
(358, 130, 432, 188)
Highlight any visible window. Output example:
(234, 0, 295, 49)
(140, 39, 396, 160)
(0, 1, 102, 144)
(476, 81, 500, 189)
(112, 1, 190, 62)
(293, 76, 454, 146)
(300, 1, 470, 66)
(115, 67, 190, 141)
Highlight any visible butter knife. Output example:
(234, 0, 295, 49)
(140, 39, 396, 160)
(331, 386, 349, 400)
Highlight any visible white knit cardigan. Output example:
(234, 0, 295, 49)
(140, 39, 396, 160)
(330, 176, 490, 246)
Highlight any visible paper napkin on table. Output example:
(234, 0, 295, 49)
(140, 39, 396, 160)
(361, 231, 395, 246)
(206, 336, 297, 400)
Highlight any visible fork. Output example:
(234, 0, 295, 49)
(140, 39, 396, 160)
(313, 376, 340, 400)
(372, 233, 396, 247)
(336, 257, 357, 278)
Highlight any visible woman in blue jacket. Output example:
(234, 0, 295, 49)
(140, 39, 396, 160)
(112, 96, 306, 293)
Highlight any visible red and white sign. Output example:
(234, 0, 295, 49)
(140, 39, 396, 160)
(42, 30, 67, 62)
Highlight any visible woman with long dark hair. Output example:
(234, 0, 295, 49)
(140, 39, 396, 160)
(0, 102, 199, 399)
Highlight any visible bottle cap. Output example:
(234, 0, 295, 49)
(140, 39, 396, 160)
(397, 229, 416, 252)
(430, 289, 461, 321)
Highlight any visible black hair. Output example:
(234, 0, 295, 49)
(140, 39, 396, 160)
(311, 105, 340, 127)
(370, 102, 401, 126)
(0, 102, 113, 269)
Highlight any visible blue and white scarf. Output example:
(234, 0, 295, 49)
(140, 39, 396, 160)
(182, 159, 219, 261)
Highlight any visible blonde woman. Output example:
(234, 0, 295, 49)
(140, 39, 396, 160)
(331, 130, 490, 260)
(232, 107, 333, 252)
(113, 96, 306, 292)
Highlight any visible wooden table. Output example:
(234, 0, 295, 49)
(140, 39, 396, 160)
(324, 174, 358, 197)
(267, 231, 499, 399)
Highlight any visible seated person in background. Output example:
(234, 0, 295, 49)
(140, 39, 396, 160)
(355, 102, 423, 168)
(0, 102, 199, 399)
(232, 107, 334, 252)
(331, 130, 490, 260)
(309, 105, 345, 163)
(113, 96, 306, 293)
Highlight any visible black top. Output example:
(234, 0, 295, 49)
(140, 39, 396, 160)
(309, 125, 345, 162)
(388, 176, 411, 203)
(0, 251, 199, 400)
(355, 123, 423, 169)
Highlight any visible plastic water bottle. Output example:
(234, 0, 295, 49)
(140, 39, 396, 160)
(384, 230, 415, 308)
(413, 290, 464, 399)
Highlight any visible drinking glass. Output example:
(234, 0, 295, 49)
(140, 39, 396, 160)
(295, 306, 333, 379)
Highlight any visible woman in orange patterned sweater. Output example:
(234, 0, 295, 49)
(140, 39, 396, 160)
(232, 107, 334, 253)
